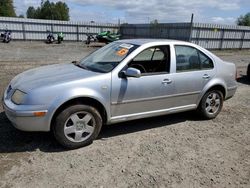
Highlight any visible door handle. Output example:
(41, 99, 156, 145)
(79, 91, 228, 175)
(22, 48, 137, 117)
(202, 74, 210, 79)
(162, 79, 172, 84)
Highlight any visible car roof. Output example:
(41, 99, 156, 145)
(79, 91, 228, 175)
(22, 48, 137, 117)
(116, 38, 220, 62)
(116, 38, 190, 46)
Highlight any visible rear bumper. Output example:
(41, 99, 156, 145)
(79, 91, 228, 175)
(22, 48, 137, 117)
(225, 86, 237, 100)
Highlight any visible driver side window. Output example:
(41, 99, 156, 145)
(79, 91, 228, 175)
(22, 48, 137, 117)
(128, 45, 170, 75)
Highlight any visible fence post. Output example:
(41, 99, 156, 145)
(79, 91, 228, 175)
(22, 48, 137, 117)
(219, 29, 225, 50)
(240, 31, 245, 50)
(134, 25, 136, 38)
(76, 24, 79, 42)
(51, 24, 54, 33)
(22, 22, 26, 40)
(167, 27, 170, 39)
(196, 28, 200, 45)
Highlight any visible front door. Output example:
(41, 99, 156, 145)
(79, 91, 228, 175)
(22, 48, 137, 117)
(111, 45, 175, 119)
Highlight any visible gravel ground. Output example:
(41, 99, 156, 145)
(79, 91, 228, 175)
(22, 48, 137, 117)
(0, 42, 249, 188)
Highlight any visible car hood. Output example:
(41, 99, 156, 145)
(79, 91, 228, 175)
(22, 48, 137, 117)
(11, 63, 100, 92)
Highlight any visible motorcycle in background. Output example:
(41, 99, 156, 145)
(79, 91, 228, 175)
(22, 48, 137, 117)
(1, 30, 12, 43)
(96, 31, 120, 44)
(57, 32, 64, 44)
(46, 30, 55, 44)
(85, 34, 95, 45)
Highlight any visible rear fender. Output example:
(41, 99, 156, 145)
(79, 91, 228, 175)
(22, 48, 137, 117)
(197, 78, 227, 106)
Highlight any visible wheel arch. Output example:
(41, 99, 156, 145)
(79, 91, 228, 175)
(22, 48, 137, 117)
(206, 85, 226, 99)
(197, 83, 227, 107)
(50, 97, 108, 131)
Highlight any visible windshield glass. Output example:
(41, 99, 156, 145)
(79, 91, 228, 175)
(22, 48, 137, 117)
(79, 42, 139, 73)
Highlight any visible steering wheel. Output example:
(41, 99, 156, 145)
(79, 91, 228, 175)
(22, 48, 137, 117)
(130, 64, 146, 73)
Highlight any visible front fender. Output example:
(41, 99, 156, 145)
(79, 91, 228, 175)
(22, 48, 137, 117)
(45, 87, 110, 131)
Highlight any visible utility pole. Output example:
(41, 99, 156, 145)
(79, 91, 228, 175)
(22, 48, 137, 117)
(189, 13, 194, 42)
(118, 18, 120, 26)
(190, 13, 194, 24)
(118, 18, 121, 34)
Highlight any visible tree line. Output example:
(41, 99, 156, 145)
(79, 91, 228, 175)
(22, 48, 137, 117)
(237, 13, 250, 26)
(26, 0, 69, 21)
(0, 0, 16, 17)
(0, 0, 250, 25)
(0, 0, 69, 21)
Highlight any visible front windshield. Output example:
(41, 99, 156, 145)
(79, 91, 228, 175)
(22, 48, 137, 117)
(79, 42, 139, 73)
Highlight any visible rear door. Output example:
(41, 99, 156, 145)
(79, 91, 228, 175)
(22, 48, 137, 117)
(171, 45, 215, 107)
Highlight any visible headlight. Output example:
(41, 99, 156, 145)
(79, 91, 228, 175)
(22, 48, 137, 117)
(11, 89, 26, 105)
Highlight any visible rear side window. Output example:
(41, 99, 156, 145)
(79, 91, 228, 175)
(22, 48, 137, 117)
(199, 51, 214, 69)
(175, 45, 214, 72)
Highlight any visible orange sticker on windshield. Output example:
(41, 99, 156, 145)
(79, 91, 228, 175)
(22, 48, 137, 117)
(116, 48, 128, 56)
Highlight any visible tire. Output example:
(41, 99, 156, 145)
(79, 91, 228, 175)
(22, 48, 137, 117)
(53, 104, 102, 149)
(198, 90, 223, 119)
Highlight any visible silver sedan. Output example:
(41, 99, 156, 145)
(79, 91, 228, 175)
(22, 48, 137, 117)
(3, 39, 237, 149)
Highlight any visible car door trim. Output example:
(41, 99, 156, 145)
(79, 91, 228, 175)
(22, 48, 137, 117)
(111, 91, 200, 105)
(110, 104, 197, 123)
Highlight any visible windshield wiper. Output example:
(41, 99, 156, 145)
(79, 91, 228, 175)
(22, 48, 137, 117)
(72, 61, 89, 70)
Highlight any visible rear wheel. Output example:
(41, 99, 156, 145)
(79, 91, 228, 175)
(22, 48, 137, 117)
(198, 90, 223, 119)
(53, 104, 102, 149)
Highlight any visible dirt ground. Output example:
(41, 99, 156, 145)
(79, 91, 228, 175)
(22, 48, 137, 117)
(0, 42, 249, 188)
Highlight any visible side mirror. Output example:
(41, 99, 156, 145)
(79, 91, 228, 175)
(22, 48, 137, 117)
(123, 67, 141, 78)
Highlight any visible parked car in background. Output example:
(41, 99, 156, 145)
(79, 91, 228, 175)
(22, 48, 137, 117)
(3, 39, 237, 149)
(247, 63, 250, 80)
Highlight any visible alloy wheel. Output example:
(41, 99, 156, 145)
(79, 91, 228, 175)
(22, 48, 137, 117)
(64, 111, 95, 143)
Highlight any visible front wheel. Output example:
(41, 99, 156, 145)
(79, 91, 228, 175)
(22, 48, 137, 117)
(198, 90, 223, 119)
(53, 104, 102, 149)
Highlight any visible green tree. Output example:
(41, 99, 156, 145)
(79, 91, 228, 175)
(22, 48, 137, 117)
(150, 19, 159, 25)
(40, 0, 55, 20)
(27, 6, 36, 18)
(54, 1, 69, 21)
(26, 0, 69, 21)
(0, 0, 16, 17)
(237, 12, 250, 26)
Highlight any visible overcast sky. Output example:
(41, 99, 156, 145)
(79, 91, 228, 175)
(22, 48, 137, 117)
(14, 0, 250, 24)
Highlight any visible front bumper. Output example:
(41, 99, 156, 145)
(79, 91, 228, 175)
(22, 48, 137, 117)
(3, 98, 50, 132)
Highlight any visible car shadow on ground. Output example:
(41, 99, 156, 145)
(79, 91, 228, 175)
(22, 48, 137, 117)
(99, 111, 200, 139)
(237, 76, 250, 85)
(85, 43, 105, 48)
(0, 110, 200, 153)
